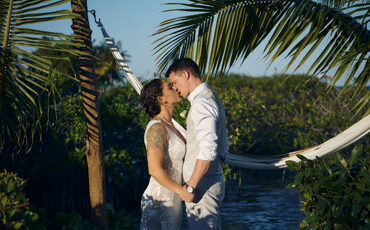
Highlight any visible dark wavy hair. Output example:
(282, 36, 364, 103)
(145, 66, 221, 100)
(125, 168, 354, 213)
(140, 79, 163, 117)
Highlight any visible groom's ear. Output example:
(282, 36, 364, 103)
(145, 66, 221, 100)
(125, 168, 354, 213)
(183, 70, 191, 80)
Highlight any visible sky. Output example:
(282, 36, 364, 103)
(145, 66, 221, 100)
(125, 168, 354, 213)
(38, 0, 362, 85)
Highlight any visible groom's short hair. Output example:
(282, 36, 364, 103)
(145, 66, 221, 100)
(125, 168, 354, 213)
(165, 58, 201, 79)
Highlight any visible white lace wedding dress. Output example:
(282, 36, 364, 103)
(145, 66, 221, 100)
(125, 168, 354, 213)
(140, 120, 186, 230)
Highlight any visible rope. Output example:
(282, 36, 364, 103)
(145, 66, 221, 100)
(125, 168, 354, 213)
(89, 10, 370, 169)
(89, 10, 142, 95)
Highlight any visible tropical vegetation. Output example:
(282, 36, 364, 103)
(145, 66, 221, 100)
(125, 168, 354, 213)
(1, 0, 369, 229)
(0, 0, 130, 227)
(0, 0, 78, 154)
(153, 0, 370, 115)
(1, 73, 368, 228)
(287, 146, 370, 229)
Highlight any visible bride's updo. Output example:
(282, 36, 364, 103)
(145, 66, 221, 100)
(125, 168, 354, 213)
(140, 79, 163, 117)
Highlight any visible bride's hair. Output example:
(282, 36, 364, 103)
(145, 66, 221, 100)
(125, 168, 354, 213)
(140, 79, 163, 117)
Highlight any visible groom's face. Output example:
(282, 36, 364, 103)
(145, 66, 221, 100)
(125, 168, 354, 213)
(168, 71, 188, 99)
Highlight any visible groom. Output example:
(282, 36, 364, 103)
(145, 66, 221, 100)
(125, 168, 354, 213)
(166, 58, 229, 229)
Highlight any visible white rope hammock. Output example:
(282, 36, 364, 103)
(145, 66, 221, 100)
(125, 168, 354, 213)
(90, 11, 370, 169)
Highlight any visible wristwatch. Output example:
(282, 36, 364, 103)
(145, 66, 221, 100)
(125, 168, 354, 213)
(186, 183, 195, 193)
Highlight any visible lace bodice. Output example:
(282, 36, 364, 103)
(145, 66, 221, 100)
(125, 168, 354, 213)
(143, 120, 185, 188)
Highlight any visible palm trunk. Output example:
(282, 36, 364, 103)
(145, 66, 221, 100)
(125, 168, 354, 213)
(70, 0, 107, 229)
(0, 0, 14, 97)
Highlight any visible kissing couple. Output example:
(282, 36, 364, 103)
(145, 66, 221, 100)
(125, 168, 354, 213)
(140, 58, 229, 230)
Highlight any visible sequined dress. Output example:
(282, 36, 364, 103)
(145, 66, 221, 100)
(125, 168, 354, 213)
(140, 120, 186, 230)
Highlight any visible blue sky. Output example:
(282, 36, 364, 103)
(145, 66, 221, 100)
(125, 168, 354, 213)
(42, 0, 357, 84)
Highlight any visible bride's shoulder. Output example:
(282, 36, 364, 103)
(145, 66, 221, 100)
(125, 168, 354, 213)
(146, 119, 165, 129)
(145, 120, 168, 138)
(145, 121, 169, 148)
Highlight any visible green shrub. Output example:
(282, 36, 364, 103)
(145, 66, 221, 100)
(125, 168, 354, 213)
(210, 74, 366, 157)
(2, 74, 367, 222)
(287, 146, 370, 229)
(209, 74, 368, 179)
(100, 86, 150, 209)
(0, 171, 40, 229)
(107, 204, 134, 230)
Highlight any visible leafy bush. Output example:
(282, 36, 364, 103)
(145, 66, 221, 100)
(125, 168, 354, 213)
(287, 146, 370, 229)
(0, 171, 40, 229)
(210, 74, 366, 157)
(107, 204, 134, 230)
(1, 74, 367, 225)
(0, 171, 136, 229)
(208, 74, 369, 179)
(100, 86, 150, 209)
(40, 210, 94, 230)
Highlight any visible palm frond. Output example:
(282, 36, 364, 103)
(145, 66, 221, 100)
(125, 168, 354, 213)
(153, 0, 369, 114)
(0, 0, 78, 153)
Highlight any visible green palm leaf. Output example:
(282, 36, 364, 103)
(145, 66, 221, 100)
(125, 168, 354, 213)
(0, 0, 78, 152)
(153, 0, 369, 115)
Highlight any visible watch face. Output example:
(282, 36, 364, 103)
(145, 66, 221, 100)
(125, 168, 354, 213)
(187, 186, 194, 193)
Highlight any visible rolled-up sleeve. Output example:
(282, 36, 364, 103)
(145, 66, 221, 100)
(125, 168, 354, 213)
(192, 97, 220, 161)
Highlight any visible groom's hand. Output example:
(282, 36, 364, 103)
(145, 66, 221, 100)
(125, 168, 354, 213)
(180, 185, 195, 202)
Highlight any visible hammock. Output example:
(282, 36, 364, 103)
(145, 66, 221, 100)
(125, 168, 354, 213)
(90, 11, 370, 169)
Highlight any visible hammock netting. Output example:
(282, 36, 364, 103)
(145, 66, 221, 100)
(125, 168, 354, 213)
(90, 11, 370, 169)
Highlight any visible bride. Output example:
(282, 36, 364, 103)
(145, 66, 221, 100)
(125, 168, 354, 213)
(139, 79, 188, 230)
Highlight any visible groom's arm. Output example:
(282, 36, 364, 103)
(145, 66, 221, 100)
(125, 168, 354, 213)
(180, 159, 211, 202)
(181, 97, 219, 201)
(187, 159, 211, 188)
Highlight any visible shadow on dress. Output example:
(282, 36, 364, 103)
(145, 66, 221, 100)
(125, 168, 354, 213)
(141, 195, 181, 230)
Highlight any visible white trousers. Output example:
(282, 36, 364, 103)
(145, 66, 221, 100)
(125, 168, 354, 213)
(185, 175, 225, 229)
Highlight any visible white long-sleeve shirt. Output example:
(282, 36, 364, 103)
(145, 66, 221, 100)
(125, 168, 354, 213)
(187, 83, 229, 161)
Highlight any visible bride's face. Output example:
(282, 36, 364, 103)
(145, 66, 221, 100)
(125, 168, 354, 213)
(159, 80, 181, 105)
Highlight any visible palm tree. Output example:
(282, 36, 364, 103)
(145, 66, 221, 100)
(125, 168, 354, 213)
(71, 0, 107, 229)
(93, 40, 130, 91)
(1, 1, 107, 228)
(153, 0, 369, 115)
(31, 40, 130, 94)
(0, 0, 78, 152)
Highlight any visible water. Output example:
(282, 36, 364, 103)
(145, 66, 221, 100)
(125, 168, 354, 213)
(177, 170, 303, 229)
(135, 170, 304, 229)
(220, 170, 304, 230)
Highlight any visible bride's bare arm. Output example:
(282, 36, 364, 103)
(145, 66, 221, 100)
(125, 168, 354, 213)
(146, 123, 183, 195)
